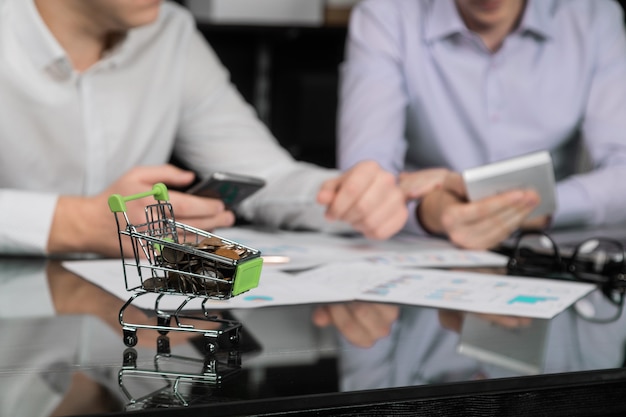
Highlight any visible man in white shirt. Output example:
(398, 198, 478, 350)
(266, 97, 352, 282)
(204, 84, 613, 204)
(0, 0, 407, 256)
(0, 0, 404, 347)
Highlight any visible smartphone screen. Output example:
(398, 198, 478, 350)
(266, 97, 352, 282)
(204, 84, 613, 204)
(186, 172, 265, 210)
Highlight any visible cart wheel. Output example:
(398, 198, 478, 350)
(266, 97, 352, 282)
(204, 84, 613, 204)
(229, 330, 240, 346)
(123, 348, 138, 367)
(203, 356, 218, 374)
(123, 328, 138, 347)
(227, 350, 242, 367)
(204, 338, 218, 355)
(157, 315, 171, 335)
(157, 335, 171, 354)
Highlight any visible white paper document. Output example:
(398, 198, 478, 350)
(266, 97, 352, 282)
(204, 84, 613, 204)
(64, 259, 594, 319)
(209, 227, 508, 271)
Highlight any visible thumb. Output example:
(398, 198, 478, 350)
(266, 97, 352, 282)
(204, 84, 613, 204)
(144, 164, 196, 188)
(317, 177, 341, 205)
(443, 172, 467, 198)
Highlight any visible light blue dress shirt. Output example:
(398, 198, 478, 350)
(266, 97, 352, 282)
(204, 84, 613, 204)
(338, 0, 626, 232)
(337, 0, 626, 390)
(339, 292, 626, 390)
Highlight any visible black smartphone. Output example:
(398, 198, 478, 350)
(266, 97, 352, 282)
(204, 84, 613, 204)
(186, 172, 266, 210)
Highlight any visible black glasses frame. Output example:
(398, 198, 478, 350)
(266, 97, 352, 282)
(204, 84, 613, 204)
(507, 230, 626, 323)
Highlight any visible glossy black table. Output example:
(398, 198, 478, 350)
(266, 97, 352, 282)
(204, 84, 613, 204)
(2, 256, 626, 417)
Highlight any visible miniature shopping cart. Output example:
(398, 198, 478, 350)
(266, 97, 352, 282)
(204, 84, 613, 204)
(108, 183, 263, 353)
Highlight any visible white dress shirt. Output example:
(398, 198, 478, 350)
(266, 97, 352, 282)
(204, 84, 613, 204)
(339, 0, 626, 233)
(0, 0, 344, 254)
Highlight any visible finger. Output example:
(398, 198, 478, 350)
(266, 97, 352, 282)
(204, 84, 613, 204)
(522, 214, 550, 230)
(438, 310, 464, 332)
(317, 177, 341, 207)
(402, 182, 442, 200)
(442, 190, 539, 248)
(181, 210, 236, 231)
(323, 164, 384, 222)
(450, 205, 529, 248)
(312, 306, 332, 327)
(351, 195, 408, 240)
(324, 303, 375, 347)
(337, 170, 399, 227)
(442, 172, 467, 198)
(398, 169, 449, 199)
(341, 176, 408, 238)
(351, 303, 399, 339)
(169, 193, 236, 230)
(476, 313, 533, 329)
(462, 189, 537, 225)
(341, 303, 397, 346)
(138, 164, 196, 188)
(169, 193, 226, 218)
(467, 192, 539, 248)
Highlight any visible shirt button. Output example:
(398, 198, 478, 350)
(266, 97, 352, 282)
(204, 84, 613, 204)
(46, 60, 73, 81)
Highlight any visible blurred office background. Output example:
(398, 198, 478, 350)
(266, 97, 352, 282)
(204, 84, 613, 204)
(172, 0, 358, 169)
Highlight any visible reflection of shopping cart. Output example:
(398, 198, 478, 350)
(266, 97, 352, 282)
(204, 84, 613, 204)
(108, 183, 263, 352)
(119, 346, 241, 410)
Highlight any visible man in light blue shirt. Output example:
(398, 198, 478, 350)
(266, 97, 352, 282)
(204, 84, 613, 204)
(334, 0, 626, 389)
(339, 0, 626, 249)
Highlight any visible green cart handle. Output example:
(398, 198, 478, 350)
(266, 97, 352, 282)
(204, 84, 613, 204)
(108, 183, 170, 213)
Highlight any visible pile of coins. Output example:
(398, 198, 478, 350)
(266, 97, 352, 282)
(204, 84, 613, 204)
(142, 236, 253, 297)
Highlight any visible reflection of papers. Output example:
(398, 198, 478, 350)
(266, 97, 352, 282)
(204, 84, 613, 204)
(228, 263, 593, 319)
(210, 227, 508, 271)
(64, 260, 594, 319)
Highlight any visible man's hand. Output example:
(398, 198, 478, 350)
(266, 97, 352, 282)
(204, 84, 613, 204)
(438, 310, 532, 333)
(417, 172, 547, 249)
(47, 165, 236, 257)
(312, 302, 399, 348)
(398, 168, 450, 200)
(317, 161, 408, 240)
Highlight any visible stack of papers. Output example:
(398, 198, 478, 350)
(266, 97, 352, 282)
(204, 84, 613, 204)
(63, 228, 595, 319)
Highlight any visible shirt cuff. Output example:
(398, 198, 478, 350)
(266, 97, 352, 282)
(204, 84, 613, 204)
(552, 181, 593, 228)
(401, 199, 433, 236)
(0, 260, 56, 317)
(0, 190, 58, 255)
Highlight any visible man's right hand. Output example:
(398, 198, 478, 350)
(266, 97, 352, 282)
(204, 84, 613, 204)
(47, 165, 236, 257)
(417, 172, 545, 249)
(438, 310, 532, 333)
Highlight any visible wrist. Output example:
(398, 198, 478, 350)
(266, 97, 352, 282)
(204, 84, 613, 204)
(47, 196, 98, 255)
(415, 193, 445, 237)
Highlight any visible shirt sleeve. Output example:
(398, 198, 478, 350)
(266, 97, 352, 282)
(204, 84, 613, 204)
(0, 260, 55, 317)
(338, 2, 428, 235)
(553, 1, 626, 228)
(0, 190, 58, 255)
(337, 1, 409, 175)
(173, 22, 354, 234)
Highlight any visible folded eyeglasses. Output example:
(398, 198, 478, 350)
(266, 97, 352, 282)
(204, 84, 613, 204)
(507, 230, 626, 323)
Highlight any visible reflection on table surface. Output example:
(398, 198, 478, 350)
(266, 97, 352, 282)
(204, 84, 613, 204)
(1, 256, 625, 416)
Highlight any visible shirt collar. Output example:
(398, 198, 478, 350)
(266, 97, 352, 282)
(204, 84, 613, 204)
(9, 0, 68, 72)
(424, 0, 468, 43)
(8, 0, 142, 76)
(424, 0, 553, 44)
(516, 0, 554, 40)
